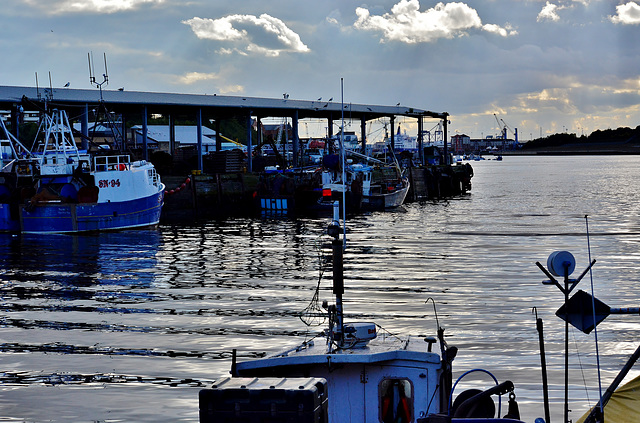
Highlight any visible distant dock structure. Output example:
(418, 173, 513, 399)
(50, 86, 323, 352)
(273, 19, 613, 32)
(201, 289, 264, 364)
(0, 85, 451, 169)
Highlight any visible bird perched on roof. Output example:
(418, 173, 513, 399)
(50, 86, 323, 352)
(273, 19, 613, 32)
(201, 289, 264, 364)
(64, 82, 70, 87)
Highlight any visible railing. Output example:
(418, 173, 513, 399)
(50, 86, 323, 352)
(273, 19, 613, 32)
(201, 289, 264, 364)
(147, 168, 161, 187)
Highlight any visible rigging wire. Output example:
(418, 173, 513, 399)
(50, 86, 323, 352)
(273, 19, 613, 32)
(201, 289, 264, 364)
(299, 231, 332, 328)
(585, 214, 605, 416)
(572, 328, 592, 407)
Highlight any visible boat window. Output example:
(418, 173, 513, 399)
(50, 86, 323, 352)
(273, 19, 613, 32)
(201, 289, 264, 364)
(379, 378, 413, 423)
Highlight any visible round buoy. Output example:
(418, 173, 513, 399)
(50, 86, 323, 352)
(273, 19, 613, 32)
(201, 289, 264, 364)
(164, 191, 168, 195)
(180, 183, 186, 189)
(185, 178, 191, 184)
(169, 190, 175, 195)
(547, 251, 576, 277)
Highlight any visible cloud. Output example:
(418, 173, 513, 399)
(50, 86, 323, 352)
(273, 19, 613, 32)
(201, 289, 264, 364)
(182, 14, 310, 57)
(537, 2, 561, 22)
(353, 0, 516, 43)
(610, 2, 640, 25)
(23, 0, 164, 14)
(176, 71, 219, 85)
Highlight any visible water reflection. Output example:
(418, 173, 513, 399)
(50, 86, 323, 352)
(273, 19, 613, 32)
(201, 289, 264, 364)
(0, 156, 639, 421)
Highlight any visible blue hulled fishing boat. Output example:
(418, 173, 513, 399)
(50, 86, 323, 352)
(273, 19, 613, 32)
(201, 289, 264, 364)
(1, 109, 164, 233)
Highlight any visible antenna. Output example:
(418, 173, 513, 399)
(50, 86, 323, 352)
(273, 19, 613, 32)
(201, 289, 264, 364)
(88, 52, 94, 84)
(35, 72, 41, 100)
(88, 51, 109, 101)
(87, 52, 123, 151)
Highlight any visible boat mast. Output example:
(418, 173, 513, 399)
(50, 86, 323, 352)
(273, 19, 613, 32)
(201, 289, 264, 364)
(340, 78, 346, 247)
(328, 202, 344, 348)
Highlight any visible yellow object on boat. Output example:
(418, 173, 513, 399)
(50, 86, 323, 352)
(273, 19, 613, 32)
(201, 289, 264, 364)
(577, 374, 640, 423)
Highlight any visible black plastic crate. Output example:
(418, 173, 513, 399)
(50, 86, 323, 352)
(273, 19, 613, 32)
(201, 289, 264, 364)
(199, 377, 328, 423)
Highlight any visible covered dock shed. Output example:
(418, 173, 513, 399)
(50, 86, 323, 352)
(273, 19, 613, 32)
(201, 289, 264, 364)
(0, 85, 450, 171)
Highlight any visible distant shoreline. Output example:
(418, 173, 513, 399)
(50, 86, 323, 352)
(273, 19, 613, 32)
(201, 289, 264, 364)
(498, 141, 640, 156)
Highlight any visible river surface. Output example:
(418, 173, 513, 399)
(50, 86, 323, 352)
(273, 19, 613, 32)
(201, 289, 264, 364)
(1, 155, 640, 422)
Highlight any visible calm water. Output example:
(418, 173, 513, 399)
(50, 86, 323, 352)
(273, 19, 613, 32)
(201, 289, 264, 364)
(1, 155, 640, 422)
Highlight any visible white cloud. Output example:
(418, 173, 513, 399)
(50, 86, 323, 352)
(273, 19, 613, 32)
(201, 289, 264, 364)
(23, 0, 163, 14)
(537, 2, 561, 22)
(610, 2, 640, 25)
(353, 0, 516, 43)
(176, 71, 219, 85)
(182, 14, 310, 56)
(219, 85, 244, 95)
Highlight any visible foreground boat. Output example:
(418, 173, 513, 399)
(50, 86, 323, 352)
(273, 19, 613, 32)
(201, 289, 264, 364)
(1, 109, 164, 233)
(199, 202, 526, 423)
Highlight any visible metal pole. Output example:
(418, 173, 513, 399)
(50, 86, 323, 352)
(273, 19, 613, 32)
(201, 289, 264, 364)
(247, 112, 253, 173)
(340, 78, 346, 247)
(142, 106, 148, 161)
(443, 116, 449, 164)
(292, 110, 299, 168)
(564, 265, 570, 423)
(196, 108, 203, 171)
(81, 104, 89, 150)
(360, 117, 366, 155)
(536, 312, 552, 423)
(169, 114, 175, 156)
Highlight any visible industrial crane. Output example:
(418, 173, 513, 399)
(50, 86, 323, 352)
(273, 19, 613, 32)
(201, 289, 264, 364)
(493, 114, 518, 149)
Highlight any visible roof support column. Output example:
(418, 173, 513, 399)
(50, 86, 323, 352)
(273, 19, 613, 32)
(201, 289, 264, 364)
(418, 117, 424, 166)
(327, 116, 334, 138)
(142, 106, 148, 161)
(196, 108, 203, 171)
(10, 104, 20, 140)
(443, 115, 448, 164)
(360, 117, 366, 155)
(81, 104, 89, 150)
(121, 115, 127, 151)
(169, 114, 176, 155)
(390, 116, 395, 151)
(215, 118, 221, 152)
(247, 111, 253, 173)
(292, 110, 299, 168)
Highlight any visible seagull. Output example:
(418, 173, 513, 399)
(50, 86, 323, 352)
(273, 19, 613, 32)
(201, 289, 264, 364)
(317, 97, 322, 101)
(328, 97, 333, 102)
(63, 82, 70, 87)
(118, 87, 124, 91)
(396, 102, 400, 106)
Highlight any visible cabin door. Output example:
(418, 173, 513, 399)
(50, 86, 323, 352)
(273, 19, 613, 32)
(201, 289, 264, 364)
(363, 364, 433, 423)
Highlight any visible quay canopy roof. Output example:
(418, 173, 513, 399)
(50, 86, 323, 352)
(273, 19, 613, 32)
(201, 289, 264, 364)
(0, 85, 448, 122)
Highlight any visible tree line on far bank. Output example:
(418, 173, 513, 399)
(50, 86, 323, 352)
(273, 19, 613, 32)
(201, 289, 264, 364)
(522, 125, 640, 150)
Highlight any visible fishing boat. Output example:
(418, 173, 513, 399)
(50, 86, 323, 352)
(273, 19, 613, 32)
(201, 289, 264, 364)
(12, 109, 164, 233)
(363, 164, 410, 209)
(0, 116, 32, 232)
(199, 202, 526, 423)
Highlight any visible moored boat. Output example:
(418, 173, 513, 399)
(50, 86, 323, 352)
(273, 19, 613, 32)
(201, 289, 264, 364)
(199, 202, 526, 423)
(9, 109, 164, 233)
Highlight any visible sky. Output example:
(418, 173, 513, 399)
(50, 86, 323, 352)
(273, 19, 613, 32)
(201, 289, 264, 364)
(1, 0, 639, 143)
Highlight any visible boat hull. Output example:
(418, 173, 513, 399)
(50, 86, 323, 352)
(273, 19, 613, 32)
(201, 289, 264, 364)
(18, 188, 164, 234)
(363, 183, 409, 210)
(0, 203, 19, 232)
